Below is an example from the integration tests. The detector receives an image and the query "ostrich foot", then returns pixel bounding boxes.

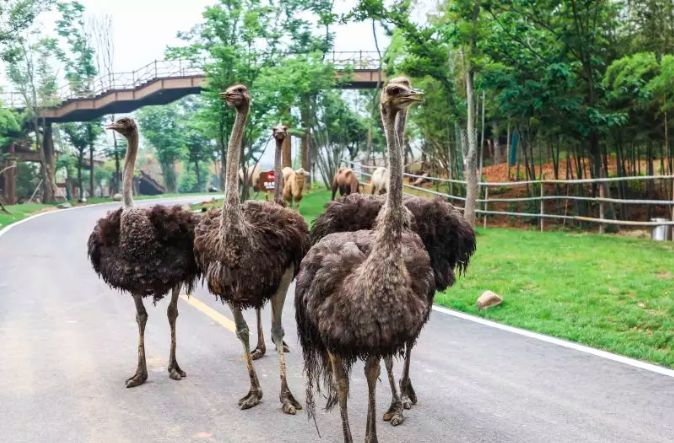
[280,391,303,415]
[383,400,405,426]
[280,340,290,353]
[168,362,186,380]
[125,370,148,388]
[251,344,266,360]
[238,389,263,410]
[400,379,417,409]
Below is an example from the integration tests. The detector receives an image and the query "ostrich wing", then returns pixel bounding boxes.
[310,194,476,291]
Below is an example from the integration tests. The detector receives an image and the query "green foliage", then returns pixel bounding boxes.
[55,0,96,93]
[0,107,22,148]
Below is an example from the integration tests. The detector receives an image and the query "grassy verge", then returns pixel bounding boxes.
[300,189,674,368]
[0,203,56,230]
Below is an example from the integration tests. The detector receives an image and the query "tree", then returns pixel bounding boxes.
[61,121,101,199]
[0,0,53,57]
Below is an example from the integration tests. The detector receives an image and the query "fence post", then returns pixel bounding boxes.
[599,182,605,234]
[540,181,544,232]
[154,60,158,78]
[483,185,489,229]
[671,177,674,240]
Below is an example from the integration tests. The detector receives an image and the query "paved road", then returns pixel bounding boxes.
[1,198,673,443]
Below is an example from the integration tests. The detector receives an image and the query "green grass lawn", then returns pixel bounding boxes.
[300,189,674,368]
[0,203,56,230]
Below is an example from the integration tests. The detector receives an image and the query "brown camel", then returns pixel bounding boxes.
[282,167,306,208]
[331,167,360,200]
[194,85,309,413]
[310,78,476,426]
[87,117,200,388]
[295,79,431,442]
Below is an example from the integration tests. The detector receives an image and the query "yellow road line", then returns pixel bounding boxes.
[180,294,236,333]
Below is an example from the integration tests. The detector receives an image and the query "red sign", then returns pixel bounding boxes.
[259,171,275,192]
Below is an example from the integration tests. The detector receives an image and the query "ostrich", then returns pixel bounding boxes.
[193,85,309,413]
[250,123,292,360]
[87,117,200,388]
[309,77,476,426]
[295,79,432,442]
[331,167,360,200]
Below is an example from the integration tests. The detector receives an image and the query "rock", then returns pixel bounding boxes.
[57,202,72,209]
[476,290,503,310]
[78,197,87,203]
[112,193,123,202]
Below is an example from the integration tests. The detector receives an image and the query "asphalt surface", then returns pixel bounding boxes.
[1,197,673,443]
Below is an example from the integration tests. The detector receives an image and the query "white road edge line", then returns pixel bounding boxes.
[4,201,671,378]
[432,305,674,378]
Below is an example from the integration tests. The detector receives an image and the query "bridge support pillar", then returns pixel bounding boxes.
[2,146,17,205]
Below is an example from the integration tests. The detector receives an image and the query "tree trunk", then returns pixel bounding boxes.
[89,141,95,198]
[282,135,292,168]
[77,151,84,200]
[194,158,202,191]
[41,121,57,202]
[492,121,503,164]
[463,56,479,227]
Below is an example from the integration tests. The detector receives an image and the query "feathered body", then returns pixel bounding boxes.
[194,201,309,309]
[296,224,434,364]
[311,193,475,291]
[88,205,200,302]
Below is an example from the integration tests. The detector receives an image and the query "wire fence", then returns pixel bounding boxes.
[349,161,674,230]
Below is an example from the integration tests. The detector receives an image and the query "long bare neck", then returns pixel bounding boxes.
[222,104,249,226]
[380,107,405,228]
[273,137,283,205]
[122,130,139,209]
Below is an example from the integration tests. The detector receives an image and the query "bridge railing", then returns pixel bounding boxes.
[1,51,381,110]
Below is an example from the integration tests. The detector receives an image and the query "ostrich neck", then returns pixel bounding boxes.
[222,104,249,227]
[381,108,405,228]
[122,130,139,209]
[273,138,283,205]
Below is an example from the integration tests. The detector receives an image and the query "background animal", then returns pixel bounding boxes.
[370,166,389,194]
[238,164,262,192]
[282,167,307,208]
[296,78,430,442]
[331,167,359,200]
[87,117,200,388]
[193,85,309,414]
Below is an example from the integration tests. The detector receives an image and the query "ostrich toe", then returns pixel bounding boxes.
[238,389,263,410]
[280,390,302,415]
[251,345,266,360]
[125,371,148,388]
[400,378,417,409]
[383,400,404,426]
[168,363,186,380]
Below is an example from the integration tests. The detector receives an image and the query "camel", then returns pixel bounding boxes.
[282,167,307,208]
[370,167,389,195]
[310,78,476,426]
[295,78,431,442]
[87,117,200,388]
[331,167,359,200]
[193,85,309,413]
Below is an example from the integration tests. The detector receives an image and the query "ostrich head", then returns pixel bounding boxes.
[380,76,423,117]
[272,123,289,142]
[220,84,250,110]
[106,117,137,138]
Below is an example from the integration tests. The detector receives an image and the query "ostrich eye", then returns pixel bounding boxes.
[389,87,400,95]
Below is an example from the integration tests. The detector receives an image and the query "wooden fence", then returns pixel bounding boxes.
[350,162,674,231]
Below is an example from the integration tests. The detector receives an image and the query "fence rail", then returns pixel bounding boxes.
[1,51,382,109]
[350,162,674,228]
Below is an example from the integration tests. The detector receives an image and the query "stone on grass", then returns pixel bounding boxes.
[476,290,503,310]
[112,193,123,202]
[57,202,72,209]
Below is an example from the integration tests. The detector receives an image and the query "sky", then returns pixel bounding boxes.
[79,0,389,73]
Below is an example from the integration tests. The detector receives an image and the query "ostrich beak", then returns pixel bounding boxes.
[105,123,118,130]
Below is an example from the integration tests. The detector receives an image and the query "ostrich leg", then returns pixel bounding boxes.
[329,352,353,443]
[231,306,263,409]
[167,285,186,380]
[399,342,418,409]
[126,293,148,388]
[271,267,302,414]
[251,308,266,360]
[364,356,381,443]
[382,356,404,425]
